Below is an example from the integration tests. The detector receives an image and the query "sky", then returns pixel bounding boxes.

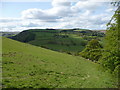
[0,0,118,32]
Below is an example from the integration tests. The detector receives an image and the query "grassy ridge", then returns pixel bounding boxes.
[2,37,117,88]
[11,29,104,55]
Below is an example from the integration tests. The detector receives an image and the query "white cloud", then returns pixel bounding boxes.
[21,0,73,21]
[1,0,116,31]
[71,0,102,12]
[1,0,118,2]
[52,0,71,7]
[21,8,59,21]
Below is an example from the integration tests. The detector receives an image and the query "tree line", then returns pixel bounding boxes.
[79,1,120,80]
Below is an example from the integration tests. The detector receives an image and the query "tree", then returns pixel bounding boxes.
[79,39,102,61]
[99,2,120,75]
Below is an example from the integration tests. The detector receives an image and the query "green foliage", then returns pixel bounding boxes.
[78,30,105,37]
[85,39,102,49]
[79,39,102,61]
[2,37,117,88]
[99,5,120,75]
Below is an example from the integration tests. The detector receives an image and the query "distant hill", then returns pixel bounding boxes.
[98,30,106,33]
[10,29,105,55]
[92,30,106,33]
[2,37,117,88]
[0,32,20,37]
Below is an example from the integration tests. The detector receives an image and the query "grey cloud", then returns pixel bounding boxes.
[0,18,21,23]
[21,8,60,21]
[21,0,73,22]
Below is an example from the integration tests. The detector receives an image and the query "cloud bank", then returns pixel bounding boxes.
[1,0,117,32]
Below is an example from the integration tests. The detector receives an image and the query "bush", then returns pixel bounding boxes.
[79,39,102,62]
[99,9,120,74]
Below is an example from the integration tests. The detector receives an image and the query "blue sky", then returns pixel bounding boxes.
[0,0,117,32]
[1,2,52,18]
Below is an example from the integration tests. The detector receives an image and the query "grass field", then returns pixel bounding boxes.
[2,37,117,88]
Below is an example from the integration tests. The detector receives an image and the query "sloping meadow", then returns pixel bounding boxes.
[2,37,117,88]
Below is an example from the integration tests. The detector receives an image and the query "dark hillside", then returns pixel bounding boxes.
[11,30,35,42]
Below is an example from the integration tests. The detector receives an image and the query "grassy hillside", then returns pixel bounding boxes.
[11,29,104,55]
[2,37,117,88]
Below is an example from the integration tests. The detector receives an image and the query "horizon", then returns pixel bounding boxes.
[0,28,107,32]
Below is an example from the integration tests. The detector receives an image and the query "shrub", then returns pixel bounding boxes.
[79,39,102,62]
[99,8,120,74]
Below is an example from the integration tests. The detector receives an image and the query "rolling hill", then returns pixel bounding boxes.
[10,29,104,55]
[2,37,117,88]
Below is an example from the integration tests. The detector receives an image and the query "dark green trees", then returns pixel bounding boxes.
[11,30,35,42]
[79,39,102,62]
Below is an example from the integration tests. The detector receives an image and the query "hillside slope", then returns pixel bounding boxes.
[10,29,104,55]
[2,37,117,88]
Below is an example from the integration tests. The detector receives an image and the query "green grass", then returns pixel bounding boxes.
[2,37,117,88]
